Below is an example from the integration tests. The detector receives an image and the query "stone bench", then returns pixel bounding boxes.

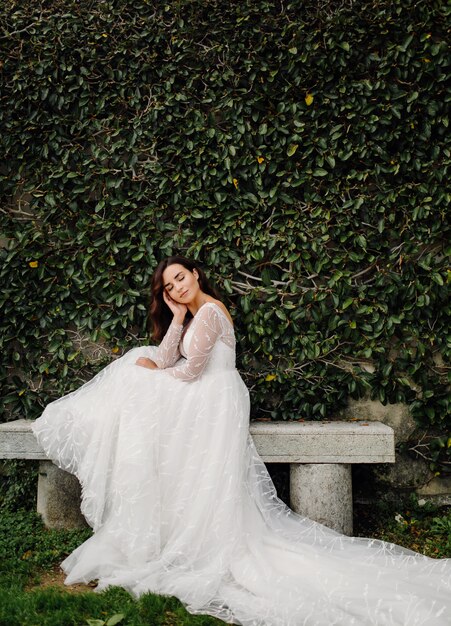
[0,419,395,535]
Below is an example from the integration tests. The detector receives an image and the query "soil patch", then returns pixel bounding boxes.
[26,564,96,594]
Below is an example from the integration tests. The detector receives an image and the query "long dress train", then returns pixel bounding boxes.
[32,302,451,625]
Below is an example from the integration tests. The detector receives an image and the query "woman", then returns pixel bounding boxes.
[33,256,451,625]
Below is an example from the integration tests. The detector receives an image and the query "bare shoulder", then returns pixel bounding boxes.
[204,298,234,327]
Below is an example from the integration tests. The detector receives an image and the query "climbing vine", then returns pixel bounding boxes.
[0,0,449,469]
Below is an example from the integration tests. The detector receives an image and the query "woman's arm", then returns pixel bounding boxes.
[163,304,223,381]
[136,291,187,370]
[151,319,184,368]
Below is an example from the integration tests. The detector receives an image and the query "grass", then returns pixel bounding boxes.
[0,585,221,626]
[0,497,450,626]
[0,509,222,626]
[353,494,451,558]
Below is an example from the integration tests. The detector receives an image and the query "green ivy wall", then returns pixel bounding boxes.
[1,0,449,471]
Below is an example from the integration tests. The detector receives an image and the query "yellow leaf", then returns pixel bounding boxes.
[305,93,314,106]
[232,178,239,189]
[29,260,39,268]
[257,156,265,164]
[265,374,276,382]
[112,347,119,354]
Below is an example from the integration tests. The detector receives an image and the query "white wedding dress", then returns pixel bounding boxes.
[32,302,451,625]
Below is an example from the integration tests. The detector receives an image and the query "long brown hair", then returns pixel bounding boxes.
[149,256,221,341]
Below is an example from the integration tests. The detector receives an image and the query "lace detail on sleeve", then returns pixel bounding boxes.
[164,304,227,381]
[152,320,183,369]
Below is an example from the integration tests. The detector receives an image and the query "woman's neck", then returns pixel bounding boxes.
[187,292,213,317]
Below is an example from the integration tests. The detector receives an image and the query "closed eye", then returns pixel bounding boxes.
[164,271,185,292]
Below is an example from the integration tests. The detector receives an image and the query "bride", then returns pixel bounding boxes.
[32,256,451,625]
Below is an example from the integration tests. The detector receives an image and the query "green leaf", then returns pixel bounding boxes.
[431,273,444,286]
[106,615,126,626]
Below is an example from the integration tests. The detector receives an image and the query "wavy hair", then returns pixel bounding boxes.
[149,256,220,341]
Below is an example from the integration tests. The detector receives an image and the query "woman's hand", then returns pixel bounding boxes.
[163,290,187,324]
[136,357,159,370]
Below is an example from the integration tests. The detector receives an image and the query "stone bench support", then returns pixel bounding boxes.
[0,419,395,535]
[249,420,394,534]
[0,419,87,529]
[290,463,352,534]
[37,460,86,529]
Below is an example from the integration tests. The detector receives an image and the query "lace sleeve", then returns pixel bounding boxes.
[152,320,183,369]
[164,304,223,381]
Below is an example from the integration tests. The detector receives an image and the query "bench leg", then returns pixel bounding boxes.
[289,463,353,535]
[37,460,88,529]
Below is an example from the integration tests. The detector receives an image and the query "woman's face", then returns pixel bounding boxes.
[162,263,200,304]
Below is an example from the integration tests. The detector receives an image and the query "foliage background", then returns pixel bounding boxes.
[0,0,449,469]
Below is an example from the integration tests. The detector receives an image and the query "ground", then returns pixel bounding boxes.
[26,564,95,594]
